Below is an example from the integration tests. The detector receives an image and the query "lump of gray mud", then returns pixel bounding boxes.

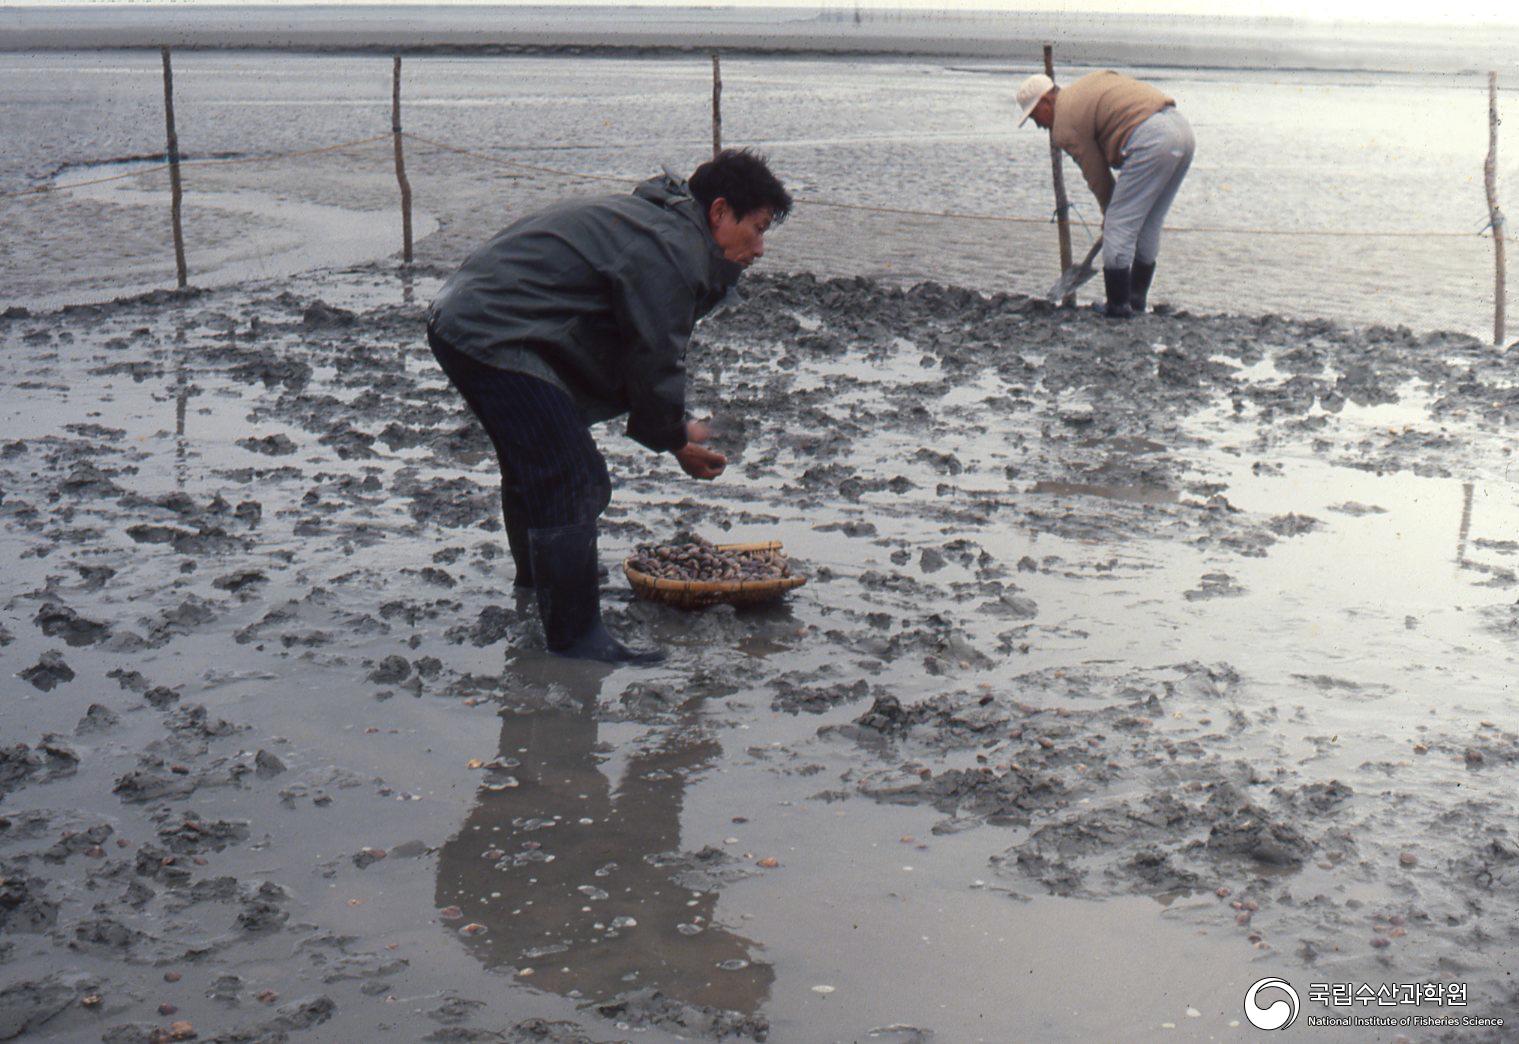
[1204,786,1312,867]
[505,1017,600,1042]
[74,703,120,735]
[645,846,758,891]
[446,605,522,647]
[367,655,412,684]
[0,973,99,1040]
[237,882,291,932]
[140,994,337,1041]
[595,988,768,1042]
[57,461,124,498]
[1184,573,1245,601]
[428,995,485,1025]
[107,668,149,693]
[303,300,356,327]
[158,817,250,855]
[167,703,242,738]
[255,749,287,778]
[213,569,267,594]
[143,686,179,710]
[1267,513,1320,537]
[1,746,46,795]
[237,433,298,456]
[876,765,1070,826]
[619,682,681,714]
[1278,780,1354,814]
[112,770,199,805]
[20,650,74,692]
[1121,847,1201,893]
[849,695,916,738]
[982,591,1038,619]
[771,677,870,715]
[0,865,60,932]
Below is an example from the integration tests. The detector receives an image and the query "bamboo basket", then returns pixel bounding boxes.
[623,541,807,609]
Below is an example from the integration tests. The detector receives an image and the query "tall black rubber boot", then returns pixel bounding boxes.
[1130,259,1156,314]
[1102,267,1134,319]
[528,523,663,665]
[502,489,533,589]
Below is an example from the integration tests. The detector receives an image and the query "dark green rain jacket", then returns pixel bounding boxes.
[426,174,744,453]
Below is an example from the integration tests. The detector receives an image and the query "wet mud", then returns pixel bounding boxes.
[3,265,1519,1040]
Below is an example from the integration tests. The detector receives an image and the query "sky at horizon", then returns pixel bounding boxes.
[4,0,1518,28]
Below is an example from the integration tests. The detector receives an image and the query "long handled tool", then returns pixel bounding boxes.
[1047,236,1102,301]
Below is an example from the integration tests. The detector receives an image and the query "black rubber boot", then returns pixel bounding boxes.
[502,492,533,589]
[1130,259,1156,314]
[528,523,663,665]
[1102,267,1134,319]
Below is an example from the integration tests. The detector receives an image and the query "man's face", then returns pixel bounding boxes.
[1031,93,1055,130]
[709,200,774,267]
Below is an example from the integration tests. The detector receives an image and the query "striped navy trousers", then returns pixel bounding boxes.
[427,326,612,531]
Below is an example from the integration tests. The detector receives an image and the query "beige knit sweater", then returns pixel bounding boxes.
[1051,71,1174,212]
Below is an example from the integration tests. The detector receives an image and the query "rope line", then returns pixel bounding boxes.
[6,126,1516,245]
[401,132,628,185]
[402,131,1517,243]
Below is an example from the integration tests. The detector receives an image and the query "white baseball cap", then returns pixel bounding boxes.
[1016,73,1055,127]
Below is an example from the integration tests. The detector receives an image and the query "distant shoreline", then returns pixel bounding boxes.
[4,5,1518,76]
[0,39,1507,81]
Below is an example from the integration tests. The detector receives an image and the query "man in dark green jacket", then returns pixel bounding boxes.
[426,149,791,663]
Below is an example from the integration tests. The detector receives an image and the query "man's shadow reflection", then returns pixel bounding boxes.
[435,694,772,1016]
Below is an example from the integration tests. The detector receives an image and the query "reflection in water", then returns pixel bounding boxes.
[1456,481,1516,581]
[173,319,190,489]
[435,699,772,1015]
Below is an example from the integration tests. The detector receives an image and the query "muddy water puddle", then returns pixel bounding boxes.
[4,270,1518,1041]
[24,162,440,312]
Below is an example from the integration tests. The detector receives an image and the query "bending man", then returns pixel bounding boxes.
[426,149,792,663]
[1017,70,1195,318]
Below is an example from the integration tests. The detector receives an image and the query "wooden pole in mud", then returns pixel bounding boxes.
[711,53,723,159]
[1043,45,1075,307]
[160,46,188,290]
[392,55,414,264]
[1485,72,1506,347]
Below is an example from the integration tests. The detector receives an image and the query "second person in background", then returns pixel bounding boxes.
[1018,69,1195,319]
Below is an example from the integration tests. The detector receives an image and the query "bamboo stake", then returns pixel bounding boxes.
[1043,44,1074,307]
[1485,72,1506,347]
[161,46,187,290]
[711,53,723,159]
[393,55,414,264]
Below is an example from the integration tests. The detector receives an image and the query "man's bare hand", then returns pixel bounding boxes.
[684,417,714,445]
[674,442,726,480]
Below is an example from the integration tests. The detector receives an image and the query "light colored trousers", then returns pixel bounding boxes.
[1103,106,1195,270]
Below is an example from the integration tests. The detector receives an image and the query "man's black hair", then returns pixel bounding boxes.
[688,148,793,225]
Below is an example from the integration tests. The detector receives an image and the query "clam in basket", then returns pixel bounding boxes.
[623,540,807,609]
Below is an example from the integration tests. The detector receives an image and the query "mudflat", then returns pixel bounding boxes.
[2,264,1517,1041]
